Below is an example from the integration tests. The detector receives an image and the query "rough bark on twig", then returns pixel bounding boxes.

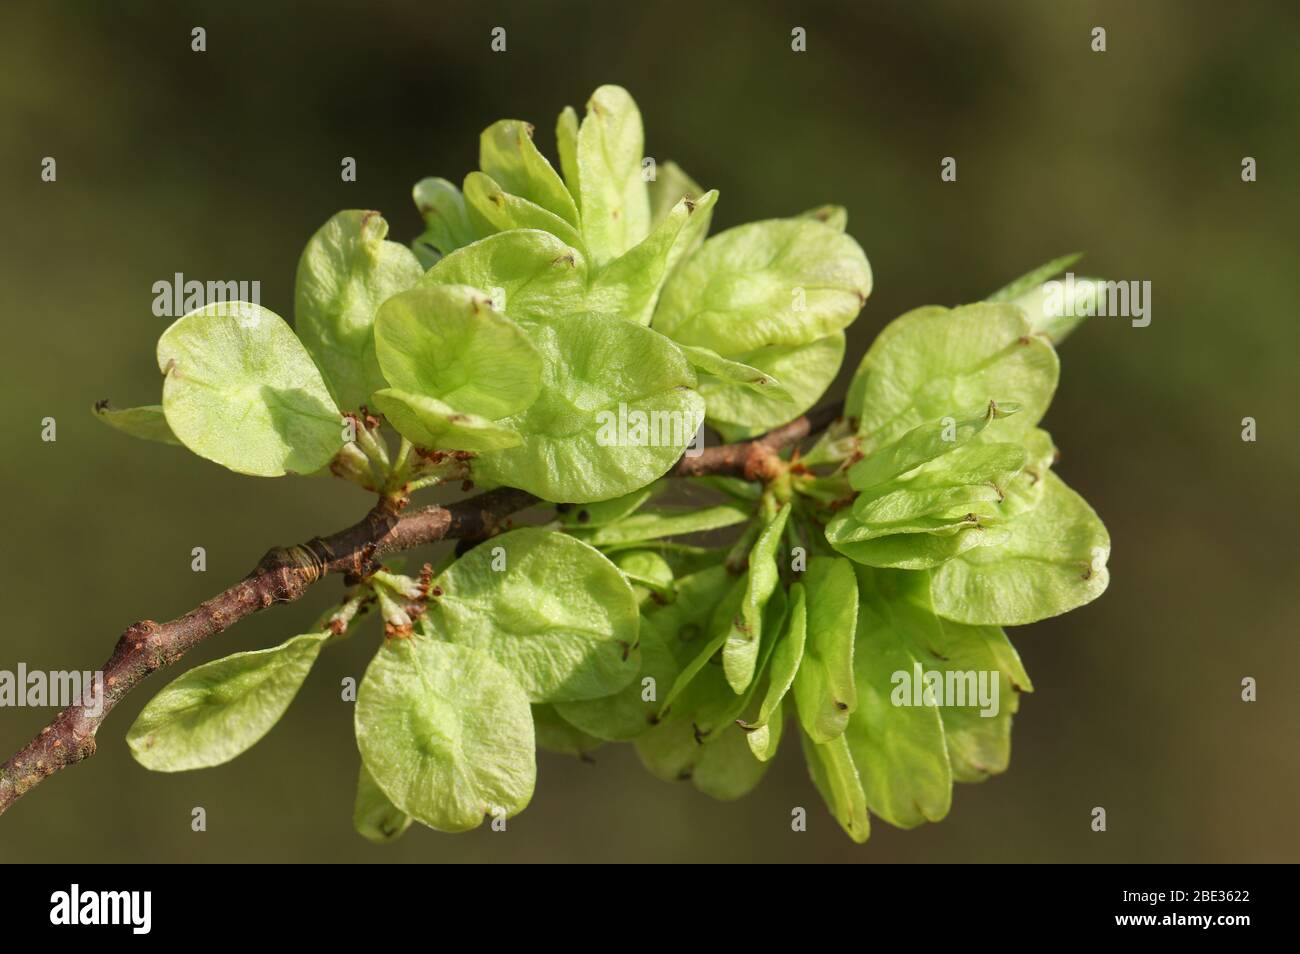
[0,403,842,815]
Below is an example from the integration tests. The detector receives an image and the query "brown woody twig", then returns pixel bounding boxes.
[0,401,843,816]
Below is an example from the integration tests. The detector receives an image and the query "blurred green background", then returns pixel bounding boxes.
[2,0,1297,862]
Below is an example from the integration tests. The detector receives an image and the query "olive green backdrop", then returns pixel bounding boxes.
[2,0,1297,863]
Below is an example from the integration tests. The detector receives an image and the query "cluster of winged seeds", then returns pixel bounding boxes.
[97,85,1108,844]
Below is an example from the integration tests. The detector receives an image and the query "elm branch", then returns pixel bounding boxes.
[0,402,843,815]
